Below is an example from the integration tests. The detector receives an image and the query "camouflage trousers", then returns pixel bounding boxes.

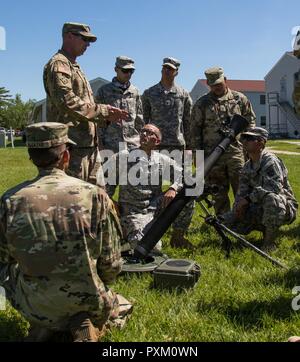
[119,200,162,251]
[0,263,117,332]
[222,193,297,234]
[159,145,195,233]
[206,150,244,215]
[67,147,105,187]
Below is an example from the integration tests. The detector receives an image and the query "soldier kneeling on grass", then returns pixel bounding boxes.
[0,122,132,342]
[222,127,298,251]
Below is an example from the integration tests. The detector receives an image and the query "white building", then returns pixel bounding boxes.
[190,79,266,127]
[32,77,109,122]
[265,52,300,138]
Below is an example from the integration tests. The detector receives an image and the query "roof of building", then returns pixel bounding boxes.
[264,51,298,79]
[199,79,265,92]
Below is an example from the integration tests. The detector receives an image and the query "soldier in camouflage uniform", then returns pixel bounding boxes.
[222,127,298,251]
[142,57,195,249]
[103,124,185,250]
[0,122,128,342]
[190,67,256,215]
[43,22,128,186]
[95,56,144,153]
[293,30,300,117]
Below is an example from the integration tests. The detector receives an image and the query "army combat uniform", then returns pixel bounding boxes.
[43,23,110,186]
[142,57,194,234]
[0,123,123,335]
[224,150,298,236]
[190,67,256,215]
[95,56,144,153]
[104,149,182,249]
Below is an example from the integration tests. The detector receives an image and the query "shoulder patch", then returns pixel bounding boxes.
[53,61,72,77]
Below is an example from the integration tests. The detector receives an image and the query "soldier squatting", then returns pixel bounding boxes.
[0,22,299,342]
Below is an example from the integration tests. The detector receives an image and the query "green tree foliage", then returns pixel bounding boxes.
[0,87,12,109]
[0,87,13,127]
[0,92,36,129]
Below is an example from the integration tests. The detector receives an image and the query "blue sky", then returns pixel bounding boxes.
[0,0,299,101]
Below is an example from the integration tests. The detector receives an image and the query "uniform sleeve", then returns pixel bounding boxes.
[44,60,109,126]
[0,199,9,265]
[236,168,251,200]
[0,198,11,284]
[169,159,183,192]
[103,153,119,199]
[189,100,205,150]
[135,94,144,132]
[94,86,107,145]
[142,91,151,124]
[97,193,123,284]
[240,94,256,128]
[160,155,183,192]
[183,93,193,148]
[248,159,284,203]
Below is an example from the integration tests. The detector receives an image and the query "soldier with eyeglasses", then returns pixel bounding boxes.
[43,22,128,186]
[95,56,144,153]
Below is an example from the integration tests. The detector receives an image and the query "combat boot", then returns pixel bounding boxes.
[69,312,105,342]
[261,227,278,252]
[107,294,133,330]
[170,230,195,250]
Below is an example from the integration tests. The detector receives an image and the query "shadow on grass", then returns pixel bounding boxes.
[191,227,262,253]
[259,267,300,289]
[6,139,26,147]
[197,295,296,328]
[279,224,300,240]
[225,296,295,327]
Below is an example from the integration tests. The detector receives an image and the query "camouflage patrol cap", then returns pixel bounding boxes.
[26,122,76,148]
[241,127,269,141]
[205,67,225,86]
[115,56,135,70]
[62,22,97,42]
[162,57,181,70]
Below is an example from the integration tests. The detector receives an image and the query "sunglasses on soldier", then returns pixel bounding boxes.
[71,33,90,42]
[241,134,260,142]
[120,68,135,74]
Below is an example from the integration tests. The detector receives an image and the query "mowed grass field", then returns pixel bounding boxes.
[0,141,300,342]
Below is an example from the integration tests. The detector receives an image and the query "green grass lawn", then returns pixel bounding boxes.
[267,140,300,153]
[0,142,300,342]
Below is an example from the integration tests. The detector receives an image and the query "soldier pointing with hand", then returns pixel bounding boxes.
[43,22,128,185]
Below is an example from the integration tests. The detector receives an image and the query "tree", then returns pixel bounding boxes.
[0,87,13,127]
[0,94,36,129]
[0,87,12,109]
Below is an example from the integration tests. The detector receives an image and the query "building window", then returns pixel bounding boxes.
[260,95,266,105]
[260,116,266,126]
